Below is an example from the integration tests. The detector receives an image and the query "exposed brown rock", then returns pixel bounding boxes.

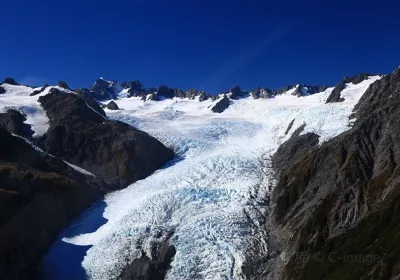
[0,127,105,279]
[36,88,174,189]
[255,68,400,280]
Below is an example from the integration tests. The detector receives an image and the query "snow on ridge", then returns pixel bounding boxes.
[12,133,96,177]
[282,85,298,96]
[64,161,96,177]
[0,84,50,137]
[340,75,381,105]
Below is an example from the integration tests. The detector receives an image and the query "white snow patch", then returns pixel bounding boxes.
[0,84,49,137]
[340,75,381,105]
[64,161,96,177]
[282,85,298,96]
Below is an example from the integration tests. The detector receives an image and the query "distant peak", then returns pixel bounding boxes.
[1,77,19,86]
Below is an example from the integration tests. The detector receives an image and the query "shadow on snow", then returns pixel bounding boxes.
[41,200,108,280]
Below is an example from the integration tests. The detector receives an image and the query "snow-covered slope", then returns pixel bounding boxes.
[0,84,49,137]
[40,76,381,279]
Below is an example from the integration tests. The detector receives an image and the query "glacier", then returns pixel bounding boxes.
[40,76,381,279]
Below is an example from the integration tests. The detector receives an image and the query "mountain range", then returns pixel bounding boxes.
[0,68,399,280]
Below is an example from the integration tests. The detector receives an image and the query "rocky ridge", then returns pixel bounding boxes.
[34,88,174,189]
[250,67,400,280]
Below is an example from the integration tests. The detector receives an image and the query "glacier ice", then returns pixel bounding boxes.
[40,76,381,279]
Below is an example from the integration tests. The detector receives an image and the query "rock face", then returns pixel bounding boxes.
[0,86,6,94]
[0,127,105,279]
[0,109,34,138]
[257,67,400,280]
[1,77,19,85]
[292,85,328,97]
[57,81,71,90]
[326,73,371,103]
[121,80,146,97]
[211,95,231,113]
[119,235,176,280]
[184,89,210,101]
[106,100,119,110]
[36,88,174,188]
[251,87,261,99]
[87,78,120,100]
[156,85,175,99]
[142,92,160,101]
[76,89,107,117]
[229,85,246,99]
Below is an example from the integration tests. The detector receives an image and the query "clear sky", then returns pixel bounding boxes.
[2,0,400,93]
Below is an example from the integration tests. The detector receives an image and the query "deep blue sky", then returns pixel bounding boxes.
[2,0,400,93]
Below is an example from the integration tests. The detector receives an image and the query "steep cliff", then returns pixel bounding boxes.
[263,67,400,279]
[0,127,105,279]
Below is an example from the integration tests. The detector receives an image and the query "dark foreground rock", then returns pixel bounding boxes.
[0,127,105,280]
[255,67,400,280]
[36,88,174,189]
[211,95,231,113]
[0,86,6,94]
[0,109,34,138]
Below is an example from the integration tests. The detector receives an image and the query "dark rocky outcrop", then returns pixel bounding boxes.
[121,80,146,97]
[184,89,210,101]
[292,85,328,97]
[76,89,106,117]
[327,73,372,103]
[0,127,105,279]
[256,68,400,280]
[211,95,231,113]
[212,94,221,101]
[88,78,118,100]
[156,85,175,99]
[255,88,275,99]
[284,119,296,136]
[57,81,71,90]
[119,235,176,280]
[274,85,293,95]
[1,77,19,86]
[0,109,34,138]
[326,80,347,103]
[229,85,246,99]
[142,92,160,101]
[36,88,174,188]
[173,88,186,99]
[30,84,49,96]
[251,87,261,99]
[197,91,209,101]
[0,86,6,94]
[106,100,119,110]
